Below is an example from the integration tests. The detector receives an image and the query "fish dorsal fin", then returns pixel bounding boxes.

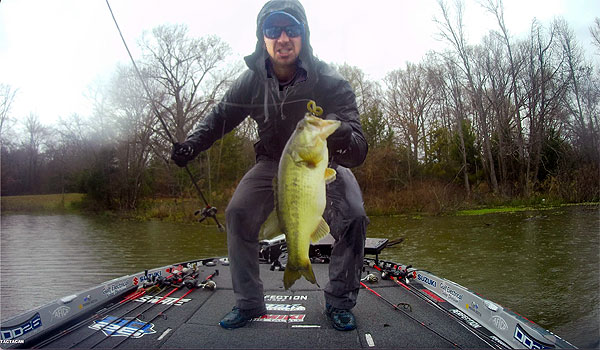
[259,209,282,240]
[324,167,336,184]
[311,217,330,243]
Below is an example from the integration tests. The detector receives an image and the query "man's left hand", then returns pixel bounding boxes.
[325,113,352,152]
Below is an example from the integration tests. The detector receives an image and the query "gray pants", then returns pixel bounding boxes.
[225,159,368,312]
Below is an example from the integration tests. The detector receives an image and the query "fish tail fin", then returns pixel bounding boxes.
[283,261,319,290]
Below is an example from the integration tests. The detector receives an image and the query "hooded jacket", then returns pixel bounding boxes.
[185,0,368,168]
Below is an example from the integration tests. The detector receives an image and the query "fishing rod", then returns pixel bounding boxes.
[32,281,160,349]
[360,273,462,348]
[367,259,505,349]
[87,283,184,349]
[86,266,196,349]
[104,0,223,231]
[58,284,167,349]
[109,270,218,349]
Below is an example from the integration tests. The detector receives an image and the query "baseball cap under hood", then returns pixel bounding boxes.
[244,0,315,73]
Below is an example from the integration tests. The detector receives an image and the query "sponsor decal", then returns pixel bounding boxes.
[102,280,129,297]
[440,282,464,302]
[264,295,308,301]
[417,273,437,287]
[1,313,43,341]
[78,295,98,310]
[514,324,554,349]
[89,316,156,338]
[450,309,481,329]
[253,314,306,323]
[490,315,509,331]
[466,302,482,317]
[132,277,139,286]
[50,305,71,320]
[134,295,191,306]
[140,271,162,283]
[266,304,306,312]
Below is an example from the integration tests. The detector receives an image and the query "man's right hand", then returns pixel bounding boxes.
[171,142,195,167]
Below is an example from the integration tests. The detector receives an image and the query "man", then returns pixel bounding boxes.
[171,0,368,331]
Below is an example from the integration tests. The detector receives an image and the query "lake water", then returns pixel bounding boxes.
[1,205,598,348]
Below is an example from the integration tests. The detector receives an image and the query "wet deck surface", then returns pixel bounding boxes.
[41,262,493,349]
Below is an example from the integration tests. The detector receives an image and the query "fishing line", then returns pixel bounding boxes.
[87,284,182,349]
[60,285,167,349]
[34,283,160,349]
[361,268,462,348]
[109,270,217,349]
[104,0,223,231]
[367,259,503,349]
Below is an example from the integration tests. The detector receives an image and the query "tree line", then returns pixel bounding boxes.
[2,1,599,213]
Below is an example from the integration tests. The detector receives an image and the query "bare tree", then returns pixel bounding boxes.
[385,63,434,167]
[22,113,51,193]
[0,84,18,147]
[436,0,499,193]
[139,24,239,144]
[557,18,600,164]
[480,0,528,192]
[590,17,600,51]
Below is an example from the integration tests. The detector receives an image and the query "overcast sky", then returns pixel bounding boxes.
[1,0,598,126]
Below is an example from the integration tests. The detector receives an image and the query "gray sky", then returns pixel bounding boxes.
[1,0,598,125]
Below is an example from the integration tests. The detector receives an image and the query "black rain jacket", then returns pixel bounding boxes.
[185,0,368,168]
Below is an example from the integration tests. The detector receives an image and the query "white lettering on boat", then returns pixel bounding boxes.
[266,303,306,311]
[264,295,308,301]
[253,314,306,323]
[490,315,508,331]
[450,309,481,328]
[134,295,191,306]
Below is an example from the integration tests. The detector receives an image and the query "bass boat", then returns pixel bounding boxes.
[0,235,576,349]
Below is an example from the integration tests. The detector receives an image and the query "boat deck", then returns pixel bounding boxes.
[36,262,496,349]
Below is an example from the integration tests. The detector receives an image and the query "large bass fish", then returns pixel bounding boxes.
[260,107,340,289]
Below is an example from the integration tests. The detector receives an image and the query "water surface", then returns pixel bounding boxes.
[1,206,598,348]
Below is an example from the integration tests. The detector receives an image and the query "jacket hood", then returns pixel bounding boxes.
[244,0,315,75]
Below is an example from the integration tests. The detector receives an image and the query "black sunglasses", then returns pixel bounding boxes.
[263,24,304,39]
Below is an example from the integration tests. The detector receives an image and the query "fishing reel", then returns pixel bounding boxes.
[195,206,218,223]
[361,273,379,283]
[380,264,414,283]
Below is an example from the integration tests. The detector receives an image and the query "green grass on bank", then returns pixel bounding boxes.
[455,202,599,216]
[1,193,597,219]
[1,193,85,212]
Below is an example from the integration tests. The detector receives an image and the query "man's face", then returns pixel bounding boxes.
[263,19,302,69]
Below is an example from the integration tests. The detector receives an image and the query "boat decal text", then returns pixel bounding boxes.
[490,315,508,331]
[440,282,464,302]
[450,309,481,328]
[50,305,71,320]
[265,303,306,311]
[514,324,554,349]
[134,295,191,306]
[1,313,42,341]
[264,295,308,301]
[253,314,306,323]
[465,302,482,317]
[417,273,437,287]
[89,316,156,338]
[102,280,129,297]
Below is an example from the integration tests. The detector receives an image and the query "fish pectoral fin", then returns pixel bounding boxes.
[324,167,336,184]
[311,217,330,243]
[259,209,282,240]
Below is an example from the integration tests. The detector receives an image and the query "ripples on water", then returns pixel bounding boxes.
[0,214,227,320]
[1,206,598,348]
